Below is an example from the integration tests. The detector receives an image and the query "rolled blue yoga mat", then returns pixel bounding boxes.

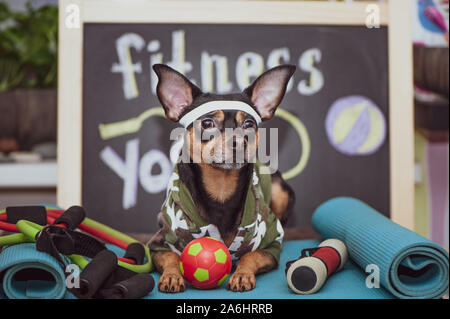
[0,243,74,299]
[313,197,449,299]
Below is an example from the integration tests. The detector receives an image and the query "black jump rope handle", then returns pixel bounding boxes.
[99,273,155,299]
[72,249,118,299]
[5,206,47,225]
[53,206,86,229]
[71,248,154,299]
[124,242,145,265]
[4,205,85,228]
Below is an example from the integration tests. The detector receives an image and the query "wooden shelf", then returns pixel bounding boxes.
[0,160,57,188]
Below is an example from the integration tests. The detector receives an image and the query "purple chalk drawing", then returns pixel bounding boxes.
[325,95,387,156]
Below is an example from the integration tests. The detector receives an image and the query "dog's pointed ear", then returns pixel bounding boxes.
[153,64,202,122]
[243,65,295,120]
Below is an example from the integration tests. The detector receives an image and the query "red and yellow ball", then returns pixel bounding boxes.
[180,237,232,289]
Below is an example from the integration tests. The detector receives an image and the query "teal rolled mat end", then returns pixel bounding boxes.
[312,197,449,299]
[0,243,73,299]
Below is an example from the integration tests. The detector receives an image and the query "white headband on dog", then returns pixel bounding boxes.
[178,100,262,128]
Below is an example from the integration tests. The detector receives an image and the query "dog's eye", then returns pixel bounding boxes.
[201,119,215,129]
[243,119,255,129]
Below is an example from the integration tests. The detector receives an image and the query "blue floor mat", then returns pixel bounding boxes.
[3,198,447,299]
[0,240,393,299]
[145,240,393,299]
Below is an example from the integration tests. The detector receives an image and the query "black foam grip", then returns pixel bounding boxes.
[124,243,145,265]
[54,206,86,230]
[71,250,117,299]
[99,273,155,299]
[93,263,138,296]
[6,206,47,225]
[36,226,106,259]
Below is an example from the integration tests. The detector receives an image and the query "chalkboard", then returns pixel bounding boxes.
[81,23,389,233]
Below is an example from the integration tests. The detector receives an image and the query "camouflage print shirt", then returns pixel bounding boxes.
[147,163,285,265]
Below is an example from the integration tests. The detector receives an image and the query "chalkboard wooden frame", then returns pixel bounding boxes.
[58,0,414,230]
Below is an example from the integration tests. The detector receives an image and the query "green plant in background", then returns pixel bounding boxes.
[0,1,58,92]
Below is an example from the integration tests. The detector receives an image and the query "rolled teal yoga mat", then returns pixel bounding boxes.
[0,243,74,299]
[313,197,449,299]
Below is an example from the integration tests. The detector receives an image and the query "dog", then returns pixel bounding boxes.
[148,64,296,293]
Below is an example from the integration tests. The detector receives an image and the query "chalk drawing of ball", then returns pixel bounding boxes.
[325,95,387,156]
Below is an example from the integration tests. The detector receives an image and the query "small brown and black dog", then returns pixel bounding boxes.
[148,64,296,293]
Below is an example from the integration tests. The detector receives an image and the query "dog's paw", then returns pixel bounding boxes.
[158,272,186,293]
[228,272,256,292]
